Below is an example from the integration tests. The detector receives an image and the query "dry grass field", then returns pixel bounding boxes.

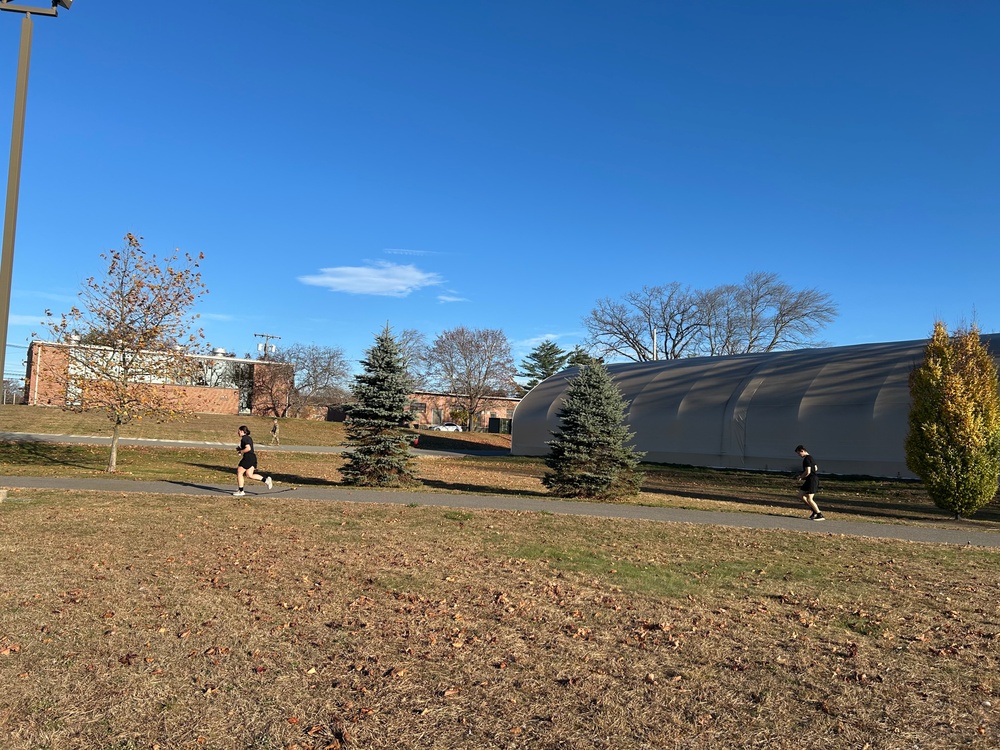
[0,406,998,748]
[1,491,998,750]
[0,407,349,448]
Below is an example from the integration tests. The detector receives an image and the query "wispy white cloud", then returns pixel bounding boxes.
[383,248,439,257]
[199,312,236,322]
[8,314,46,326]
[437,293,469,303]
[299,261,443,297]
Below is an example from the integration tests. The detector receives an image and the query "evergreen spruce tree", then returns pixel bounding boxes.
[905,322,1000,518]
[567,345,601,369]
[519,340,570,393]
[341,326,417,487]
[543,362,645,500]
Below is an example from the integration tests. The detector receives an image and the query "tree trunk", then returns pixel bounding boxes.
[106,420,121,473]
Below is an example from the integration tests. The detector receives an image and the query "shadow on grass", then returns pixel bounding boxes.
[418,477,549,499]
[167,481,302,498]
[640,479,1000,525]
[183,462,342,489]
[0,440,101,471]
[409,432,512,454]
[167,480,239,495]
[824,494,1000,523]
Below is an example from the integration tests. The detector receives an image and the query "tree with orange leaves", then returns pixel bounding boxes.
[42,233,207,472]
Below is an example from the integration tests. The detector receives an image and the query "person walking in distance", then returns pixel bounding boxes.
[233,425,273,496]
[269,418,280,446]
[795,445,824,520]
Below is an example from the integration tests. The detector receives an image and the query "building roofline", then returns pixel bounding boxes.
[408,390,521,402]
[28,339,283,366]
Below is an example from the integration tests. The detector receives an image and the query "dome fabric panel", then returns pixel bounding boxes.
[511,335,1000,478]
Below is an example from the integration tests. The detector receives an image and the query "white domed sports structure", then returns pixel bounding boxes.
[511,335,1000,479]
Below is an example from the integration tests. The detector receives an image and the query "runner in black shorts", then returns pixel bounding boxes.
[233,426,273,496]
[795,445,824,520]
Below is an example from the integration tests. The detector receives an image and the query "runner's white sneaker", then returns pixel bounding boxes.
[264,476,273,490]
[232,490,245,497]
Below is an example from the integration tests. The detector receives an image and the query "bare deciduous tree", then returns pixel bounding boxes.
[585,284,701,362]
[425,326,517,430]
[634,283,703,360]
[584,273,837,361]
[585,297,648,362]
[396,328,430,391]
[41,233,207,472]
[250,357,295,417]
[696,284,739,357]
[286,343,351,405]
[710,271,838,355]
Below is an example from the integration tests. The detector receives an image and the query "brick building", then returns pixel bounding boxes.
[24,341,293,417]
[406,391,520,431]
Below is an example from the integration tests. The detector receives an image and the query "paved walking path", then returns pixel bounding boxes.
[3,476,999,549]
[1,432,998,548]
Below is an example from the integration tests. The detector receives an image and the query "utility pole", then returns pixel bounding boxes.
[0,0,73,392]
[254,332,280,360]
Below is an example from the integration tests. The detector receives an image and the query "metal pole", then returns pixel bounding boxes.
[253,332,281,361]
[0,12,33,391]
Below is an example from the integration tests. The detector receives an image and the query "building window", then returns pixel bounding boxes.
[410,402,426,413]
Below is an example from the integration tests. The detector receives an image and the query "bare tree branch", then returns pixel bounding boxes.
[425,326,517,429]
[583,273,838,361]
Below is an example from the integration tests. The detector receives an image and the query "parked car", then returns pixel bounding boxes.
[430,422,463,432]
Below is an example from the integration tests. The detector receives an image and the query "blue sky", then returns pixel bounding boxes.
[1,1,998,379]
